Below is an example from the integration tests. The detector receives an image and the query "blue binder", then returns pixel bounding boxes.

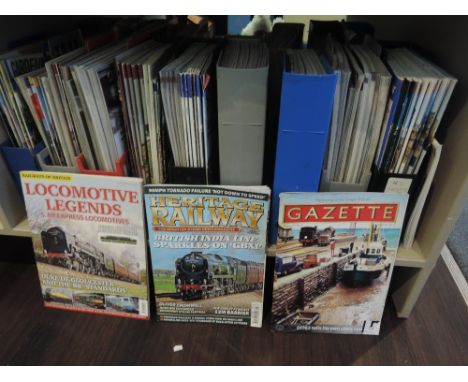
[270,70,337,243]
[0,140,44,196]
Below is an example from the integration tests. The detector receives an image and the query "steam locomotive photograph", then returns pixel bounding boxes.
[174,251,264,300]
[40,226,141,284]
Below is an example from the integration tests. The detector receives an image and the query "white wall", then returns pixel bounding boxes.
[283,15,346,44]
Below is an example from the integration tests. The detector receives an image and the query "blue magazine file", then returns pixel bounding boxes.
[0,140,44,196]
[270,71,337,243]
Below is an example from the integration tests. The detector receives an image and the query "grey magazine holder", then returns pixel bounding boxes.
[36,147,79,173]
[217,57,268,185]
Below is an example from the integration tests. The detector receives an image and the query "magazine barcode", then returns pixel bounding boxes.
[139,299,148,316]
[250,302,263,328]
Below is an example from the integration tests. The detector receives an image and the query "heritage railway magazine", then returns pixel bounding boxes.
[144,185,270,327]
[20,171,149,319]
[272,192,408,335]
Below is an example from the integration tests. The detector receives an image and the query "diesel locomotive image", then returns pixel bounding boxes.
[40,226,140,284]
[73,292,106,309]
[43,288,73,305]
[105,296,139,314]
[175,252,264,300]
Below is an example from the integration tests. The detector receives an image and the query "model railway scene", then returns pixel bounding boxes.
[275,226,357,279]
[40,226,141,284]
[273,224,397,333]
[175,252,264,300]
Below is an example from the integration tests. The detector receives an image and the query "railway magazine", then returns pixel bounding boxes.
[272,192,408,335]
[144,185,270,327]
[20,171,149,319]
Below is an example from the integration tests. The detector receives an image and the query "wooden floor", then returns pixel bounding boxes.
[0,236,467,365]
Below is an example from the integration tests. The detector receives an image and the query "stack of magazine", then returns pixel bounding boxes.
[115,41,172,183]
[218,39,268,68]
[16,67,67,166]
[0,32,83,156]
[287,49,326,74]
[43,47,89,167]
[375,48,457,176]
[0,43,47,150]
[0,23,177,176]
[159,43,216,177]
[322,39,350,183]
[322,40,392,187]
[68,42,128,172]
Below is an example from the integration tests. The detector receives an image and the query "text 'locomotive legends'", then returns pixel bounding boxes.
[23,181,140,216]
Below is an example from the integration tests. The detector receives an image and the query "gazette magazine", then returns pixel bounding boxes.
[272,192,408,335]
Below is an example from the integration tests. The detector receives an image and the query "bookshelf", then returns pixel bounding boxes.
[351,15,468,317]
[0,15,467,319]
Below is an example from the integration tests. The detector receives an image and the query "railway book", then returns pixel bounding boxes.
[20,171,149,319]
[144,185,270,327]
[272,192,408,335]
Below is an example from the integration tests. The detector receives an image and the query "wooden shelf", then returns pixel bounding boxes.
[0,218,32,238]
[0,15,465,322]
[12,218,32,237]
[395,241,427,268]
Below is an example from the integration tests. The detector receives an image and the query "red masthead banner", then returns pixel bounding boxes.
[283,203,398,223]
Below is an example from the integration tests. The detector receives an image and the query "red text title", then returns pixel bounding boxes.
[24,183,139,216]
[283,203,398,223]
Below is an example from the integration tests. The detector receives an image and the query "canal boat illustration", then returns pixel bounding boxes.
[342,225,390,287]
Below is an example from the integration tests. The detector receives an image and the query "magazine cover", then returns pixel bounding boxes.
[144,185,270,327]
[272,192,408,335]
[20,171,149,319]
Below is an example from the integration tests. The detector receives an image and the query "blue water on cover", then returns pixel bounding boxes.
[335,228,402,249]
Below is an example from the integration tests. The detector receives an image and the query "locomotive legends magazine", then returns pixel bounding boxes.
[20,171,149,319]
[144,185,270,327]
[272,192,408,335]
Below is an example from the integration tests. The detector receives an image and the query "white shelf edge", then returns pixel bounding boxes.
[0,217,32,238]
[395,241,427,268]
